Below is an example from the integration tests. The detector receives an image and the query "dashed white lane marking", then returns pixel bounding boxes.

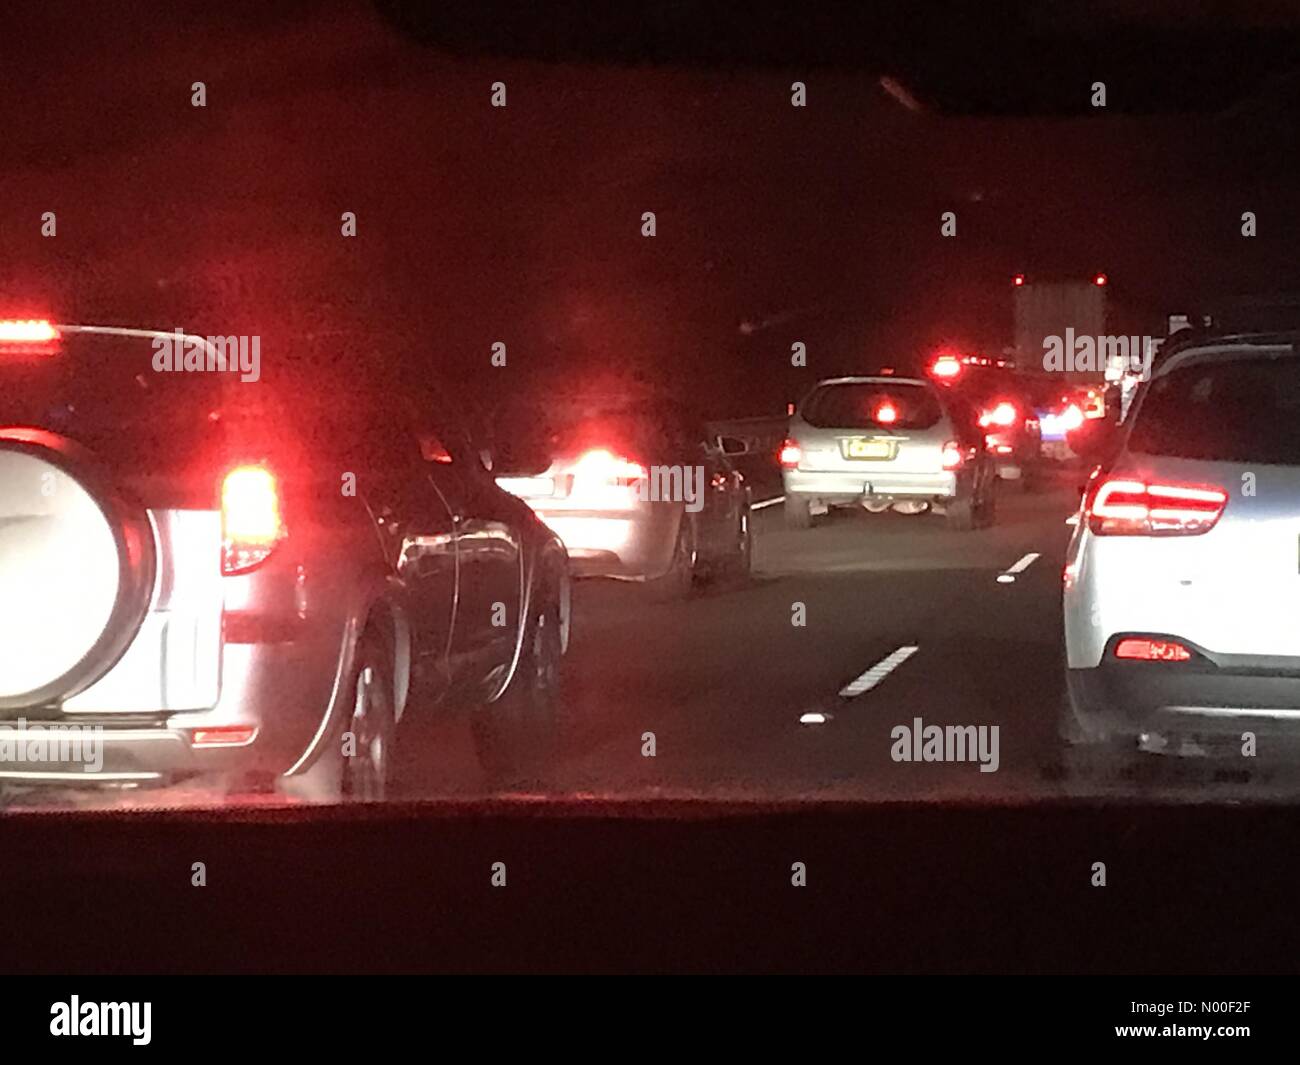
[837,645,919,698]
[799,711,830,725]
[1065,514,1079,526]
[996,551,1040,583]
[751,495,785,510]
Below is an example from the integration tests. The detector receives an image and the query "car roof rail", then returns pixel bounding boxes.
[1154,328,1300,370]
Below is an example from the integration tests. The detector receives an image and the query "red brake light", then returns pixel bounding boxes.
[979,401,1018,428]
[1013,274,1025,286]
[941,441,964,470]
[191,725,259,747]
[1094,273,1108,286]
[874,402,898,425]
[779,439,802,469]
[222,465,285,574]
[0,319,59,343]
[1115,638,1191,662]
[1085,478,1227,536]
[573,448,646,486]
[930,357,961,379]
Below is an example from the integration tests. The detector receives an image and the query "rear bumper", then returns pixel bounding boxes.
[783,468,959,504]
[0,721,248,783]
[532,506,679,580]
[1068,650,1300,747]
[0,630,351,786]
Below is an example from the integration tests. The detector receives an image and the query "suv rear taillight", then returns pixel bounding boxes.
[1115,637,1193,662]
[222,465,285,574]
[779,439,802,469]
[941,441,963,470]
[1085,477,1227,536]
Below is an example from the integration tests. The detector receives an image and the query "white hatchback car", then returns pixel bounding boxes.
[780,376,996,531]
[1063,334,1300,758]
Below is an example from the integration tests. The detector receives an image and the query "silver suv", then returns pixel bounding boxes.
[780,375,996,530]
[0,323,570,800]
[1063,334,1300,761]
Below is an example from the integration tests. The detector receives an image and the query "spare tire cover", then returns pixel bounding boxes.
[0,447,129,702]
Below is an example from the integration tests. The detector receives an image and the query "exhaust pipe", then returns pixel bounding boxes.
[891,500,929,515]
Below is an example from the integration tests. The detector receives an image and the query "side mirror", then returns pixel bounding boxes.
[716,434,750,456]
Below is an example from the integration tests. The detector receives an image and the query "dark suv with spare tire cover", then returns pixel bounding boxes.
[0,324,570,800]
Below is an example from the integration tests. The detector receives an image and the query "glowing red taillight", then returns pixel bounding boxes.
[930,357,961,379]
[941,441,964,470]
[572,448,647,487]
[778,439,802,469]
[978,401,1018,428]
[1115,638,1192,662]
[1086,478,1227,536]
[0,318,59,343]
[191,725,259,747]
[222,465,285,574]
[875,403,898,425]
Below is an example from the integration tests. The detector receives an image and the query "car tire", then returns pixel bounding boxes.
[645,519,697,601]
[723,502,754,583]
[975,473,997,528]
[472,590,565,781]
[340,631,397,802]
[282,628,396,804]
[784,494,812,530]
[945,492,976,531]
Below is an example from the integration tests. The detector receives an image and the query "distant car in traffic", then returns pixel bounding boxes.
[928,359,1046,491]
[1019,376,1108,465]
[780,375,997,530]
[492,395,752,599]
[1062,333,1300,765]
[0,322,571,798]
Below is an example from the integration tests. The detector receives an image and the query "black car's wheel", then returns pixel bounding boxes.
[733,503,753,578]
[340,630,396,802]
[784,494,812,529]
[472,591,565,780]
[645,518,697,601]
[975,471,997,528]
[945,489,976,531]
[716,501,753,584]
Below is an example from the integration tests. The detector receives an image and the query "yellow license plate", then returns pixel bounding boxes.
[845,438,894,460]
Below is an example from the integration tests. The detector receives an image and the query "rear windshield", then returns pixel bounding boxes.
[801,382,942,430]
[0,332,234,473]
[499,396,701,463]
[1127,353,1300,465]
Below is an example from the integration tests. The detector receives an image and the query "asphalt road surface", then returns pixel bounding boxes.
[9,471,1300,812]
[401,471,1300,805]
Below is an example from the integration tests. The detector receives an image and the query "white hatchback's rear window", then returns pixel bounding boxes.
[801,382,942,431]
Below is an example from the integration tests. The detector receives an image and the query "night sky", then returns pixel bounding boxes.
[2,0,1298,417]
